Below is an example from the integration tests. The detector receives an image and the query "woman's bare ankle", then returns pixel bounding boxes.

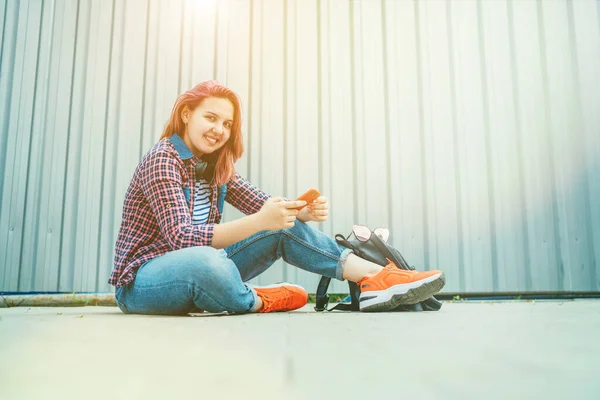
[252,296,264,312]
[342,253,384,282]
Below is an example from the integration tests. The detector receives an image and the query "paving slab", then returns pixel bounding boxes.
[1,300,599,399]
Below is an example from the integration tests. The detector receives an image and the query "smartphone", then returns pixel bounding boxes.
[295,188,320,210]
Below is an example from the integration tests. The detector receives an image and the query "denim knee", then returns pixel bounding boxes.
[288,220,310,234]
[176,247,254,312]
[173,246,230,283]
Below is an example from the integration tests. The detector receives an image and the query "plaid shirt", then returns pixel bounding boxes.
[109,133,271,287]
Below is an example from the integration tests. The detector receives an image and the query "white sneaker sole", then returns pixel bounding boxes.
[359,272,445,312]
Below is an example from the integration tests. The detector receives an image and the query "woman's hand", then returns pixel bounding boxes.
[298,196,329,223]
[257,197,306,230]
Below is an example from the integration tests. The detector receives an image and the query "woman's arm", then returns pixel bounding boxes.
[225,173,271,215]
[210,213,262,249]
[211,197,307,249]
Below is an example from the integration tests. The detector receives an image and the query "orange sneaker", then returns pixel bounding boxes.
[255,283,308,313]
[359,262,445,312]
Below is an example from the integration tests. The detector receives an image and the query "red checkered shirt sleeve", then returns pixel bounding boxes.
[226,173,271,215]
[139,150,214,248]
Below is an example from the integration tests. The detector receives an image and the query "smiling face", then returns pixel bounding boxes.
[181,96,235,159]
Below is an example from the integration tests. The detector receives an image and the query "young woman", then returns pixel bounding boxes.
[110,81,445,315]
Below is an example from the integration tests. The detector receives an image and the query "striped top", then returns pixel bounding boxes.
[192,179,211,225]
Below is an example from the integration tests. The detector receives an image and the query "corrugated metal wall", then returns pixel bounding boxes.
[1,0,599,294]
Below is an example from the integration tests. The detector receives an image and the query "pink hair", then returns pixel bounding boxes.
[160,80,243,186]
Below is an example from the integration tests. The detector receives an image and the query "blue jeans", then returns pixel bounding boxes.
[115,221,351,315]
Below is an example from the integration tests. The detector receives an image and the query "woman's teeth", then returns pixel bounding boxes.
[205,136,218,144]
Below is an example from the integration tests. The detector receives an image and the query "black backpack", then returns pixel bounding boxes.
[315,228,443,312]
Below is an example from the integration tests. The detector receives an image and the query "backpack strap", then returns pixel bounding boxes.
[326,302,355,312]
[348,281,360,311]
[314,275,331,311]
[315,274,361,312]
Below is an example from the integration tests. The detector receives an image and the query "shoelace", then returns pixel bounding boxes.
[385,258,398,268]
[262,289,293,312]
[359,262,405,287]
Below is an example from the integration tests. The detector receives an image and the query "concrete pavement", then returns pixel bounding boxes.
[1,300,599,399]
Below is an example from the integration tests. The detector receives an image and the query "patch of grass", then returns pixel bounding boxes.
[307,293,349,304]
[68,293,91,306]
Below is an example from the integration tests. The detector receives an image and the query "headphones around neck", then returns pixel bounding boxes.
[195,160,215,183]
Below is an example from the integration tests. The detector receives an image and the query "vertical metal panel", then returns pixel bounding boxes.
[511,0,556,292]
[452,0,496,292]
[572,0,600,291]
[22,0,57,292]
[481,0,529,292]
[385,0,426,277]
[0,0,12,204]
[1,0,44,291]
[542,0,596,291]
[418,0,463,291]
[1,0,599,294]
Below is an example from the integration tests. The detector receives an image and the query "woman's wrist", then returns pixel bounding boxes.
[296,208,311,223]
[249,212,264,231]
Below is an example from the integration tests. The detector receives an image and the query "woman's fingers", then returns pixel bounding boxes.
[284,200,306,209]
[285,208,299,217]
[307,196,328,221]
[308,196,328,210]
[310,209,328,216]
[285,217,297,227]
[310,209,328,222]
